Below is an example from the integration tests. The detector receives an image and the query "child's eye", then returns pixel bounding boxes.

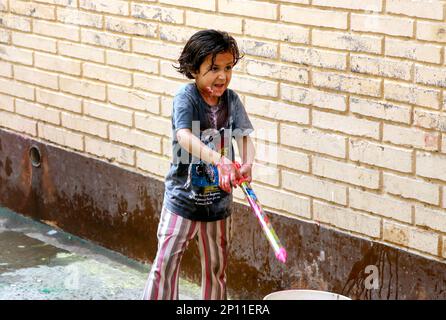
[225,66,233,71]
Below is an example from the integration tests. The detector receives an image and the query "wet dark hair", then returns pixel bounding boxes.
[175,29,242,79]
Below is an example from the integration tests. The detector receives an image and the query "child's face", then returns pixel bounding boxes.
[192,51,234,104]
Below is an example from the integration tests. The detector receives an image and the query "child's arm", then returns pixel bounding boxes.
[176,128,241,192]
[236,135,256,183]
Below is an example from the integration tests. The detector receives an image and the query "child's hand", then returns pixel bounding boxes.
[217,157,242,193]
[239,164,253,183]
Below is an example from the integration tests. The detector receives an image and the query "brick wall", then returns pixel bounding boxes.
[1,0,446,261]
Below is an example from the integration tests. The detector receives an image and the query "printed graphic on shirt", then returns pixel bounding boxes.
[185,128,228,206]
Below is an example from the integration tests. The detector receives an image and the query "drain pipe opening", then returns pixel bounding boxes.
[29,145,42,168]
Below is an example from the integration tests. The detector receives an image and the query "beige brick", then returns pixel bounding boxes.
[35,0,77,7]
[383,220,439,256]
[219,0,277,20]
[0,13,31,31]
[159,25,197,44]
[35,52,81,76]
[351,13,413,37]
[313,110,380,139]
[38,123,83,151]
[162,137,172,158]
[0,78,34,100]
[106,16,157,38]
[134,74,185,97]
[413,109,446,131]
[108,86,159,114]
[61,113,108,138]
[384,172,440,205]
[80,0,129,15]
[281,84,347,111]
[133,38,183,60]
[0,29,10,43]
[0,93,14,112]
[313,0,382,11]
[383,123,440,152]
[85,136,135,166]
[0,61,12,78]
[160,61,186,80]
[135,113,171,138]
[314,156,380,189]
[281,44,347,70]
[281,124,346,158]
[131,3,184,24]
[416,151,446,182]
[59,41,105,63]
[0,44,33,65]
[314,201,381,238]
[36,88,81,113]
[33,19,79,41]
[57,7,103,28]
[246,59,308,84]
[230,75,278,98]
[106,51,158,74]
[136,151,170,177]
[385,38,442,64]
[350,188,412,223]
[276,146,310,172]
[249,116,278,144]
[251,183,311,219]
[81,29,130,51]
[415,64,446,88]
[351,55,412,81]
[160,0,215,11]
[245,96,309,124]
[384,81,440,109]
[417,21,446,43]
[415,205,446,233]
[252,162,280,187]
[350,97,411,124]
[443,237,446,258]
[239,38,278,59]
[84,101,133,127]
[281,5,347,29]
[161,96,173,118]
[12,32,57,53]
[110,125,162,154]
[60,76,106,101]
[0,0,7,11]
[282,171,347,205]
[312,29,382,54]
[387,0,444,20]
[14,65,58,90]
[350,139,413,173]
[11,0,55,19]
[245,19,309,44]
[313,71,381,97]
[186,11,242,34]
[15,99,60,125]
[83,63,132,87]
[0,111,37,136]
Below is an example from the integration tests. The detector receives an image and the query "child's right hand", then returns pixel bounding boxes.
[217,157,242,193]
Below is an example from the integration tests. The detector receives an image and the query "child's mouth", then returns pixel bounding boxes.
[214,84,225,89]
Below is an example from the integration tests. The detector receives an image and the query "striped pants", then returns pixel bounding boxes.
[142,206,231,300]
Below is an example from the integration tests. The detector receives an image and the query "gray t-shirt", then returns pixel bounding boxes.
[163,83,254,221]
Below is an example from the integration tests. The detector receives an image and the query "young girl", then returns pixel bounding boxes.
[142,29,256,300]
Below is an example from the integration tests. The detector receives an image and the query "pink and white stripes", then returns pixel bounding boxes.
[142,207,231,300]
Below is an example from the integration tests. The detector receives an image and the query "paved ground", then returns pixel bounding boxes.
[0,207,201,300]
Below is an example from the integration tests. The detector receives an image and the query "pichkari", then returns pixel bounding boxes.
[176,304,211,318]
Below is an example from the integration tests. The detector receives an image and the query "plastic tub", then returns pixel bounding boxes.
[263,289,351,300]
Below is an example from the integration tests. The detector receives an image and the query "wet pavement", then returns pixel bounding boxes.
[0,207,201,300]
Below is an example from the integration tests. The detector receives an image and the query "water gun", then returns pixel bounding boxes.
[234,162,287,264]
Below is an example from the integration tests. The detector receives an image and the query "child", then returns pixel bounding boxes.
[142,29,256,300]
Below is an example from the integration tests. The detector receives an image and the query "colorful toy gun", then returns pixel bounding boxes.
[234,162,287,264]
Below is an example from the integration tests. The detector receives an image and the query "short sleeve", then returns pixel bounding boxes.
[231,91,254,139]
[172,91,194,132]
